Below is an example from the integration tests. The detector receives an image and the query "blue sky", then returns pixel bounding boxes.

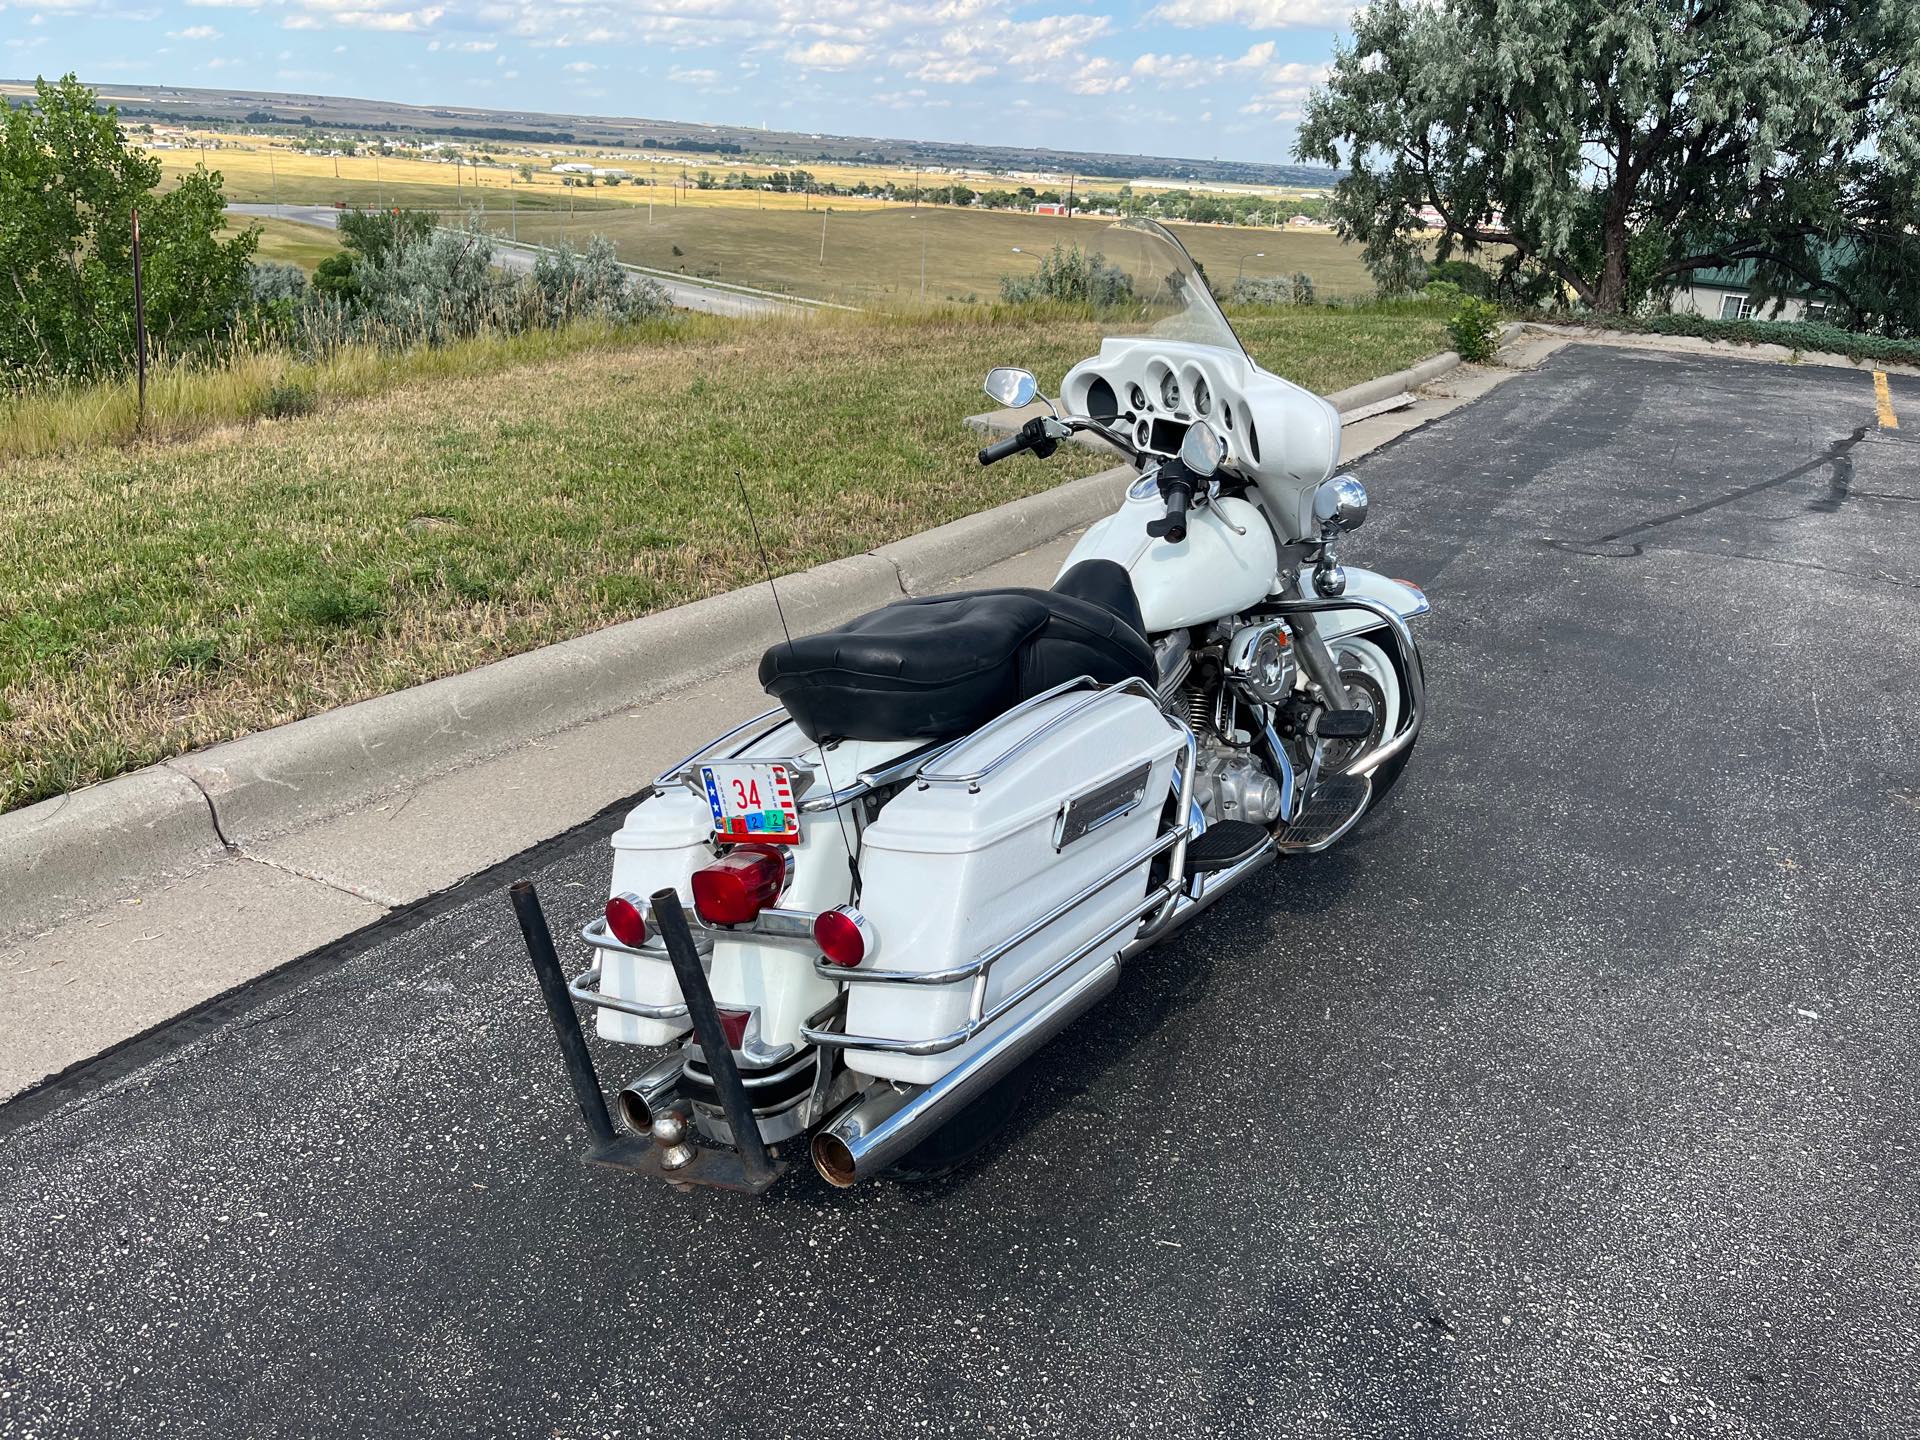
[2,1,1355,165]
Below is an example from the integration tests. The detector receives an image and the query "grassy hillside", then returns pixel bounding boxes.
[498,205,1379,306]
[250,216,342,272]
[0,304,1449,811]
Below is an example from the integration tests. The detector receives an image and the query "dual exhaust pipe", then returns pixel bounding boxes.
[623,835,1272,1187]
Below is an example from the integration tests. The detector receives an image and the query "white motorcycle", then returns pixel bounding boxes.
[512,219,1428,1193]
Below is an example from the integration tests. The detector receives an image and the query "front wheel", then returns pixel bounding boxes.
[1327,631,1416,808]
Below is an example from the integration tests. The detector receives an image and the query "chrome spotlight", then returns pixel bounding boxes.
[1313,475,1369,533]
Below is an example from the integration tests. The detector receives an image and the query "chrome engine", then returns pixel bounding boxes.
[1157,622,1293,829]
[1193,742,1285,825]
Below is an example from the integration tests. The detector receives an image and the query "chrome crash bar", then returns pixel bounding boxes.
[1267,593,1427,779]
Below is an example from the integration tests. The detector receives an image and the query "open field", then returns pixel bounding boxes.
[165,142,906,215]
[0,304,1448,811]
[249,215,340,272]
[499,206,1372,305]
[148,122,1320,208]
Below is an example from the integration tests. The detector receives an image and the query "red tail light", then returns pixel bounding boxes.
[604,893,648,948]
[715,1007,752,1049]
[813,906,872,968]
[691,845,786,925]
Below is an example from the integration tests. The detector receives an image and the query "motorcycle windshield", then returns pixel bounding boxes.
[1091,219,1247,359]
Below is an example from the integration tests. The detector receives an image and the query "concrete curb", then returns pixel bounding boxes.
[1,465,1133,943]
[3,770,228,939]
[1323,351,1464,415]
[1505,322,1920,378]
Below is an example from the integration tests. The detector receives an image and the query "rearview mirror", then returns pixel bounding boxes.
[983,367,1038,409]
[1179,424,1226,478]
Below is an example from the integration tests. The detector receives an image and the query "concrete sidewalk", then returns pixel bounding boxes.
[0,340,1558,1101]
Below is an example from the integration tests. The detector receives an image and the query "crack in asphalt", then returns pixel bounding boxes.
[1549,424,1871,557]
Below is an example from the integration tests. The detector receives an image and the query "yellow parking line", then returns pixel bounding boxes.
[1875,371,1899,429]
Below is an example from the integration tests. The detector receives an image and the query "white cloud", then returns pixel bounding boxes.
[1067,58,1130,96]
[786,39,863,68]
[1238,59,1331,120]
[563,59,598,72]
[669,65,718,84]
[427,37,494,51]
[1132,40,1274,87]
[1150,0,1354,28]
[169,23,220,38]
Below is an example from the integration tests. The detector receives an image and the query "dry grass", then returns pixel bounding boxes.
[499,205,1387,307]
[0,304,1449,811]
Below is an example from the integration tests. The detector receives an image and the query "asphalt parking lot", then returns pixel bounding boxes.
[3,344,1916,1438]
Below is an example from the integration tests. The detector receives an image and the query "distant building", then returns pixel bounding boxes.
[1033,202,1069,215]
[1288,214,1316,227]
[551,162,595,175]
[1669,255,1845,323]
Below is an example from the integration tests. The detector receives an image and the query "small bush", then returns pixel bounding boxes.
[1448,296,1502,362]
[1000,245,1135,306]
[1427,259,1496,298]
[1570,311,1920,367]
[1229,273,1318,307]
[262,380,315,418]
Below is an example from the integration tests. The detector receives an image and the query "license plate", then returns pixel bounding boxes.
[699,762,800,844]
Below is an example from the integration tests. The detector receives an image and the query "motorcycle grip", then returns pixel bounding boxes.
[977,431,1031,466]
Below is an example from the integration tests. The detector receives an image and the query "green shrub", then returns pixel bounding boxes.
[262,379,315,418]
[1573,310,1920,367]
[1000,245,1135,306]
[1229,273,1317,307]
[1448,296,1501,362]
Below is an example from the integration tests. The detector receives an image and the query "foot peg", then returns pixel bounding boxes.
[1314,708,1374,741]
[1274,774,1373,855]
[1185,820,1270,874]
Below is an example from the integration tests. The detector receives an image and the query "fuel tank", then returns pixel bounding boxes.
[1057,486,1277,633]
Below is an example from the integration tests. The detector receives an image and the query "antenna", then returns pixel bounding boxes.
[733,471,860,875]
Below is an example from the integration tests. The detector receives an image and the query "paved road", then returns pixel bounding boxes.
[4,346,1916,1438]
[228,203,814,318]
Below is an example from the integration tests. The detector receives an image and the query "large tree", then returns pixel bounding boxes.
[0,74,258,384]
[1296,0,1920,328]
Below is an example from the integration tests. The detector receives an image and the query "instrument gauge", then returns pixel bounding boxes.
[1128,383,1148,412]
[1192,376,1211,416]
[1160,372,1182,410]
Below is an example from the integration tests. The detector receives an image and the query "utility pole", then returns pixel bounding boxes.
[268,148,278,206]
[130,208,147,428]
[920,224,926,301]
[819,204,827,263]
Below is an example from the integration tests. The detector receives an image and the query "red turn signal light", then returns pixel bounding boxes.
[715,1007,753,1049]
[813,906,873,968]
[604,893,649,948]
[692,845,786,925]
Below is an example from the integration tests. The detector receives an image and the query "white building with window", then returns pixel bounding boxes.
[1668,257,1845,324]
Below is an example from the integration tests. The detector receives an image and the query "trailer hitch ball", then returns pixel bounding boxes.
[651,1107,697,1171]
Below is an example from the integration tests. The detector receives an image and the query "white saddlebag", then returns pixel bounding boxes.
[845,689,1186,1086]
[600,788,713,1045]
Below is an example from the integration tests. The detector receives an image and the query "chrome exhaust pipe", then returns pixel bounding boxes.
[810,958,1120,1187]
[1120,837,1274,961]
[614,1052,686,1134]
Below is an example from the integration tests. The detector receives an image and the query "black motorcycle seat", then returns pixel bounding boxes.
[759,560,1154,743]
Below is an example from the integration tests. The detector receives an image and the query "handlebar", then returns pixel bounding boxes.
[1146,464,1196,544]
[977,416,1061,467]
[977,430,1032,466]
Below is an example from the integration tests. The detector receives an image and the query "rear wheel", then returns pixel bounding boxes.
[880,1065,1031,1184]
